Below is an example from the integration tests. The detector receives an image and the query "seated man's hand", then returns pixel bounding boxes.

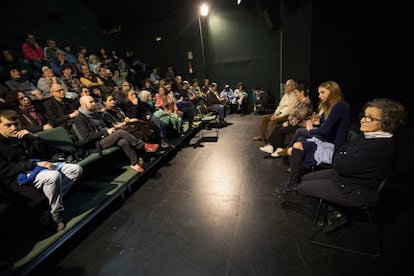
[15,129,31,139]
[107,127,116,134]
[37,161,55,169]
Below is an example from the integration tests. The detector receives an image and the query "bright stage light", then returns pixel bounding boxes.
[200,3,209,16]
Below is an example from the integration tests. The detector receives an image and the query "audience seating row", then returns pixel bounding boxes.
[3,117,211,275]
[36,126,120,168]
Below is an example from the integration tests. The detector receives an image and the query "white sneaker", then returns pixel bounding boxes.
[259,144,274,154]
[271,147,284,158]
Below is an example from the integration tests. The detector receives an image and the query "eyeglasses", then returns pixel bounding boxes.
[53,89,65,93]
[359,113,381,122]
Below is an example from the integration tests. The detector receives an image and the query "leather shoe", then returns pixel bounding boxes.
[322,211,349,233]
[277,190,300,201]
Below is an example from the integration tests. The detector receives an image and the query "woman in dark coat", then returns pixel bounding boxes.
[295,98,407,232]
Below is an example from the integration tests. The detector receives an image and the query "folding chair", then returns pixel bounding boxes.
[309,177,388,258]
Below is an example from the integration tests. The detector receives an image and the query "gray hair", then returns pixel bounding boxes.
[363,98,407,133]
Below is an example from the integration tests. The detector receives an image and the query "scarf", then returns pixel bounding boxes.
[19,104,42,126]
[79,106,105,128]
[364,131,393,139]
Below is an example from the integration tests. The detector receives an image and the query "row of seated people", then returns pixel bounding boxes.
[0,55,234,128]
[1,61,122,102]
[0,74,237,168]
[0,76,237,235]
[218,82,249,115]
[253,78,407,233]
[0,85,201,237]
[0,34,139,86]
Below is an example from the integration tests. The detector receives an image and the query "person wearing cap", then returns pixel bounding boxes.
[220,84,234,113]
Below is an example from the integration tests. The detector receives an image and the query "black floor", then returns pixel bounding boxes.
[29,114,414,276]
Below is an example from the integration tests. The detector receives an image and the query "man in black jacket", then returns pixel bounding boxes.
[42,83,79,129]
[0,109,82,232]
[74,95,146,173]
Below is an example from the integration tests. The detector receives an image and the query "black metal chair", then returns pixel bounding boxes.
[309,177,388,258]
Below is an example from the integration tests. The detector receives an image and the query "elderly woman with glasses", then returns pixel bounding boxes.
[291,98,407,232]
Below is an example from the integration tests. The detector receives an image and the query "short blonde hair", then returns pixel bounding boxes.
[139,90,152,102]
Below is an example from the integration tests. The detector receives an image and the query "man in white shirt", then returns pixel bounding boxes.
[253,79,297,141]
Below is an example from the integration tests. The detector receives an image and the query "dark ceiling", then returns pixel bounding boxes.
[89,0,309,31]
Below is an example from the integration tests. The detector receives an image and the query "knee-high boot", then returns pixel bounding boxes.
[274,148,304,194]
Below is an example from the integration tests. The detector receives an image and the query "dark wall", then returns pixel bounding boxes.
[118,0,312,102]
[310,2,410,123]
[1,0,312,104]
[2,0,410,123]
[0,0,125,58]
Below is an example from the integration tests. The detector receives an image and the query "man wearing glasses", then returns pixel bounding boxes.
[42,83,79,130]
